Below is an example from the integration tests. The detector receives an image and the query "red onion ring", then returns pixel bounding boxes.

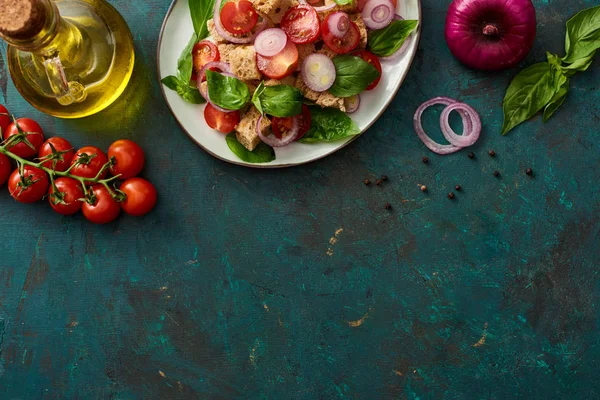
[440,102,481,147]
[327,12,350,38]
[254,28,288,57]
[379,15,412,61]
[213,0,268,44]
[362,0,394,30]
[301,54,336,92]
[344,94,360,113]
[298,0,337,13]
[257,115,300,147]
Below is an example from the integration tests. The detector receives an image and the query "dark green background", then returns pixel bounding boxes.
[1,0,599,398]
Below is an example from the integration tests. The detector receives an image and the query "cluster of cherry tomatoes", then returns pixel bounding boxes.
[0,105,157,224]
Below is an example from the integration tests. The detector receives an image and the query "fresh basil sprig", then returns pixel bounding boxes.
[333,0,353,5]
[329,56,380,98]
[368,19,419,57]
[161,76,205,104]
[205,70,250,110]
[501,5,600,135]
[299,106,360,143]
[226,133,275,163]
[251,82,304,117]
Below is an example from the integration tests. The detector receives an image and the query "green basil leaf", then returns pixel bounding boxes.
[189,0,216,39]
[329,56,380,98]
[543,72,569,123]
[501,62,558,135]
[181,85,206,104]
[563,51,596,73]
[251,82,304,117]
[206,70,250,110]
[368,19,419,57]
[226,133,276,163]
[563,5,600,63]
[161,76,180,91]
[334,0,353,5]
[177,33,198,84]
[299,106,360,143]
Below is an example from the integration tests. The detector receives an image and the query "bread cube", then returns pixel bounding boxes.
[250,0,298,24]
[235,107,270,151]
[294,74,320,101]
[207,19,227,43]
[316,92,346,112]
[264,76,296,86]
[229,45,263,81]
[297,43,316,68]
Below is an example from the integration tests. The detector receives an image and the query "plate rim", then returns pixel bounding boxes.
[156,0,423,169]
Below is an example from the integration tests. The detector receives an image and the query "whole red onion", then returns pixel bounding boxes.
[445,0,537,71]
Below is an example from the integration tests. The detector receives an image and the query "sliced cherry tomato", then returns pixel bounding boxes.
[0,105,10,136]
[322,17,360,54]
[70,146,109,181]
[220,0,258,35]
[3,118,45,159]
[0,154,11,187]
[352,50,382,90]
[48,177,84,216]
[82,185,121,224]
[193,40,221,76]
[281,5,321,44]
[204,104,240,133]
[271,105,311,140]
[108,139,145,179]
[120,178,157,217]
[256,40,299,79]
[38,137,75,172]
[8,165,49,203]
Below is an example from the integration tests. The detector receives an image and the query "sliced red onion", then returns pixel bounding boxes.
[344,94,360,113]
[362,0,394,30]
[254,28,288,57]
[213,0,268,44]
[257,115,299,147]
[196,62,237,113]
[440,102,481,147]
[327,12,350,38]
[379,15,412,61]
[301,54,336,92]
[298,0,336,13]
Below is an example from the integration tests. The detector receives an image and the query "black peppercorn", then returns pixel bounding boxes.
[448,192,455,199]
[488,150,496,157]
[455,185,461,191]
[422,156,429,164]
[384,203,391,210]
[381,175,388,181]
[468,152,475,159]
[493,170,500,177]
[526,168,533,176]
[375,179,383,186]
[363,179,371,186]
[420,185,427,192]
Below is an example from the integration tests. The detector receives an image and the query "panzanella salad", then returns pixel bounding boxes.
[162,0,418,163]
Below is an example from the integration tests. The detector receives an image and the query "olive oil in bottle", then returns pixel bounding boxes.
[0,0,135,118]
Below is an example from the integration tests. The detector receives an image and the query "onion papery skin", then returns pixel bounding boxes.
[444,0,536,71]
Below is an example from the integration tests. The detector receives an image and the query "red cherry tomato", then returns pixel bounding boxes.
[38,137,75,172]
[0,105,10,135]
[3,118,45,159]
[271,105,311,140]
[48,177,84,216]
[256,40,299,79]
[108,139,145,179]
[220,0,258,35]
[120,178,157,217]
[281,5,321,44]
[7,165,49,203]
[82,185,121,224]
[193,40,221,77]
[70,146,108,181]
[322,17,361,54]
[204,104,241,133]
[352,50,382,90]
[0,154,11,187]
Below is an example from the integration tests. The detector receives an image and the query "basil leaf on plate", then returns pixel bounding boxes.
[299,106,360,143]
[226,133,276,163]
[368,19,419,57]
[251,82,304,117]
[161,76,180,91]
[161,76,206,104]
[333,0,353,5]
[563,5,600,63]
[189,0,216,39]
[501,62,558,135]
[206,70,250,110]
[176,33,198,85]
[329,56,380,98]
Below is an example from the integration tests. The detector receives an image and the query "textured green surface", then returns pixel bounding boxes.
[1,0,599,398]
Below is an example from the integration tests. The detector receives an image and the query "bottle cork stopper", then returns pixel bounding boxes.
[0,0,45,39]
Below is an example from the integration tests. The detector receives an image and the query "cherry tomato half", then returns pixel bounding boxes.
[322,17,360,54]
[271,105,311,140]
[38,137,75,172]
[0,154,11,187]
[8,165,49,203]
[48,177,84,216]
[3,118,45,159]
[120,178,157,217]
[256,40,299,79]
[193,40,221,76]
[0,105,10,135]
[108,139,145,179]
[352,50,382,90]
[204,104,241,133]
[220,0,259,35]
[70,146,109,181]
[82,185,121,224]
[281,5,321,44]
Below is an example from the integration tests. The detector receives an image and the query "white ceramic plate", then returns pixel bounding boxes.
[157,0,422,168]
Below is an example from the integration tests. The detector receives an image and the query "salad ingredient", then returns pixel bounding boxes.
[197,61,234,87]
[70,146,109,181]
[8,166,49,203]
[468,152,474,159]
[422,156,428,163]
[271,105,312,140]
[329,55,380,97]
[3,118,45,159]
[48,177,84,216]
[301,54,336,92]
[563,6,600,63]
[257,115,300,146]
[344,94,361,113]
[254,28,288,57]
[82,185,121,224]
[445,0,536,71]
[205,70,251,111]
[213,0,268,44]
[281,5,321,44]
[108,139,145,179]
[251,82,304,117]
[368,18,418,57]
[225,132,276,163]
[488,149,495,157]
[526,168,533,176]
[299,106,360,143]
[448,192,455,199]
[420,185,427,192]
[205,104,241,133]
[0,154,10,186]
[384,202,391,210]
[161,76,205,104]
[322,15,360,54]
[362,0,394,30]
[328,12,351,38]
[493,170,500,177]
[298,0,336,13]
[0,105,10,134]
[364,179,370,185]
[455,185,461,191]
[440,102,481,147]
[38,137,75,172]
[352,50,382,89]
[256,40,299,79]
[120,178,158,217]
[192,40,220,76]
[220,0,259,34]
